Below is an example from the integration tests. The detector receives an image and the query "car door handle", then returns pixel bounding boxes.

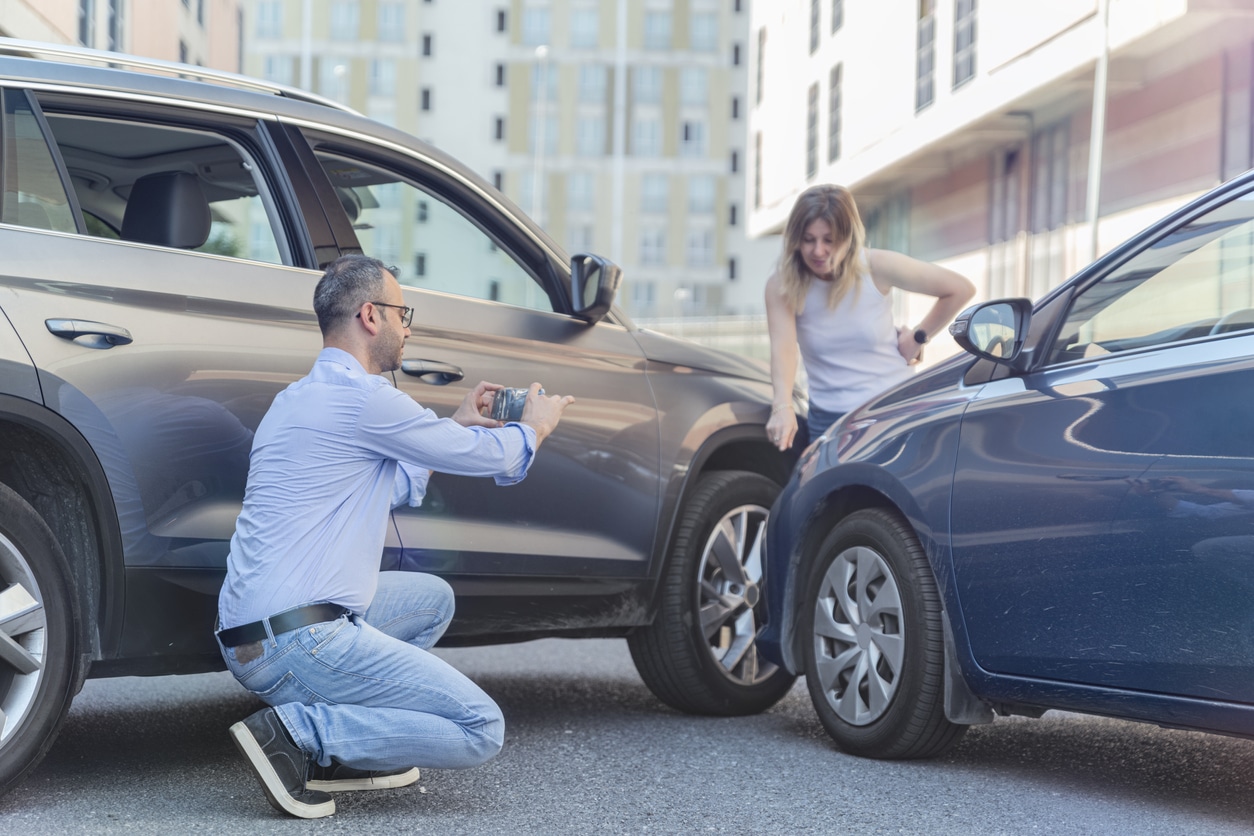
[400,359,464,385]
[45,319,134,347]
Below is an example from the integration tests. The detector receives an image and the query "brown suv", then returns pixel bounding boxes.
[0,40,802,795]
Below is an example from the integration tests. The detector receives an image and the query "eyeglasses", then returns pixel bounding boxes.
[357,301,413,328]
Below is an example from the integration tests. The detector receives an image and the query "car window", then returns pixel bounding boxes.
[0,91,77,233]
[1049,190,1254,364]
[314,151,552,310]
[39,112,288,265]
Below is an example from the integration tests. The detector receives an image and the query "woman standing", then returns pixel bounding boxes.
[765,184,975,450]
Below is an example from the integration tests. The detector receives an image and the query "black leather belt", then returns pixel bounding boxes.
[217,603,350,648]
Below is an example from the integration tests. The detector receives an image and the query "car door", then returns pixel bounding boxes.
[0,88,329,655]
[291,127,662,635]
[950,186,1254,700]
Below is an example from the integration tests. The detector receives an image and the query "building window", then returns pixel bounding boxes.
[496,9,507,32]
[753,132,762,208]
[417,201,428,222]
[729,203,738,226]
[1030,122,1069,233]
[641,173,669,214]
[263,55,293,85]
[493,116,504,140]
[255,1,281,38]
[806,83,819,179]
[79,0,96,46]
[529,113,559,155]
[809,0,820,54]
[495,63,506,86]
[691,12,718,52]
[644,11,672,50]
[492,171,503,190]
[916,0,936,111]
[522,8,550,46]
[731,96,740,120]
[576,116,606,157]
[732,42,741,66]
[420,87,432,110]
[680,68,708,107]
[568,172,595,212]
[640,228,666,265]
[422,33,433,56]
[730,149,739,173]
[107,0,122,49]
[571,6,598,48]
[828,64,842,162]
[681,121,707,157]
[953,0,977,88]
[632,116,662,157]
[414,253,427,277]
[330,1,359,41]
[686,229,714,267]
[578,65,607,103]
[371,60,396,97]
[568,224,594,253]
[378,2,405,42]
[755,27,766,104]
[832,0,843,33]
[728,256,737,281]
[179,39,189,63]
[532,63,558,101]
[688,175,715,214]
[634,66,662,104]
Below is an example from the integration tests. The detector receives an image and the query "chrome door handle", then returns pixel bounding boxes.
[400,359,464,385]
[45,319,134,347]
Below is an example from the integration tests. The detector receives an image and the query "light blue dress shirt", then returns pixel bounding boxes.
[218,347,535,629]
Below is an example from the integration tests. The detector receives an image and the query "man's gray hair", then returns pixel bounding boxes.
[313,255,399,335]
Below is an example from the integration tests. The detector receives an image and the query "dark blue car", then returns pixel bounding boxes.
[761,170,1254,759]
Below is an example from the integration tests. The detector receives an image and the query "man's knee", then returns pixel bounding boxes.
[464,706,505,767]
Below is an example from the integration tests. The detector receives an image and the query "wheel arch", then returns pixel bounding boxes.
[0,395,125,663]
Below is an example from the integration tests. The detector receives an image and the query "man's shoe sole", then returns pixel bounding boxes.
[308,767,420,792]
[229,720,336,819]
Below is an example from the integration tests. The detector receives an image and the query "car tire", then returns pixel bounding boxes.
[0,482,83,796]
[628,470,797,716]
[801,507,965,759]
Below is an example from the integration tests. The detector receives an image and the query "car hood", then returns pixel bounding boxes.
[629,327,772,383]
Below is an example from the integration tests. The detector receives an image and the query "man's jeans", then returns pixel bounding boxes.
[218,572,503,771]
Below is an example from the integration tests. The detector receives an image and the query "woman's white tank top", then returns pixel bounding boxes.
[795,259,913,413]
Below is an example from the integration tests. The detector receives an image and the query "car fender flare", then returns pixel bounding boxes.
[0,394,126,661]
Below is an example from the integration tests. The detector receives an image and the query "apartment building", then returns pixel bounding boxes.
[0,0,241,69]
[748,0,1254,341]
[241,0,778,318]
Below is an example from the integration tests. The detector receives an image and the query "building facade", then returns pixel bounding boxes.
[0,0,241,69]
[241,0,778,318]
[748,0,1254,352]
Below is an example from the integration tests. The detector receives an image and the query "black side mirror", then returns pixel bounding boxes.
[570,253,622,323]
[949,298,1033,364]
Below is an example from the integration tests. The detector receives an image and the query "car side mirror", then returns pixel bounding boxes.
[949,298,1033,363]
[570,253,622,324]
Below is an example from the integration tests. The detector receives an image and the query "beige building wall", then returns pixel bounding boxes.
[0,0,240,71]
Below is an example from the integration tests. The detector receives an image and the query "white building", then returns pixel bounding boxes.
[748,0,1254,355]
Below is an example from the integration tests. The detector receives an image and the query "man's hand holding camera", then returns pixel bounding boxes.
[454,380,574,446]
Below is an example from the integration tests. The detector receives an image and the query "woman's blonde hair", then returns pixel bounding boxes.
[776,184,866,313]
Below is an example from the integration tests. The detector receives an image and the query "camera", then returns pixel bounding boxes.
[490,387,539,422]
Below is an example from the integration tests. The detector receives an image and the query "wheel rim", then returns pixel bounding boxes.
[696,502,780,686]
[0,530,47,744]
[811,545,904,726]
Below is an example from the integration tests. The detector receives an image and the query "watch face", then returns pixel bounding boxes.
[914,329,928,344]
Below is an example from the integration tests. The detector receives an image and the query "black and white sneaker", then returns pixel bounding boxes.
[307,761,421,792]
[229,708,336,819]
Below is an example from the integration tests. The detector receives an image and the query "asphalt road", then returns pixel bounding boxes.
[4,638,1254,835]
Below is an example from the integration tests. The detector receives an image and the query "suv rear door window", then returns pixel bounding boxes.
[39,112,289,265]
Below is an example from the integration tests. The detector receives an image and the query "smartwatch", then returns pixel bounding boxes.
[913,328,929,345]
